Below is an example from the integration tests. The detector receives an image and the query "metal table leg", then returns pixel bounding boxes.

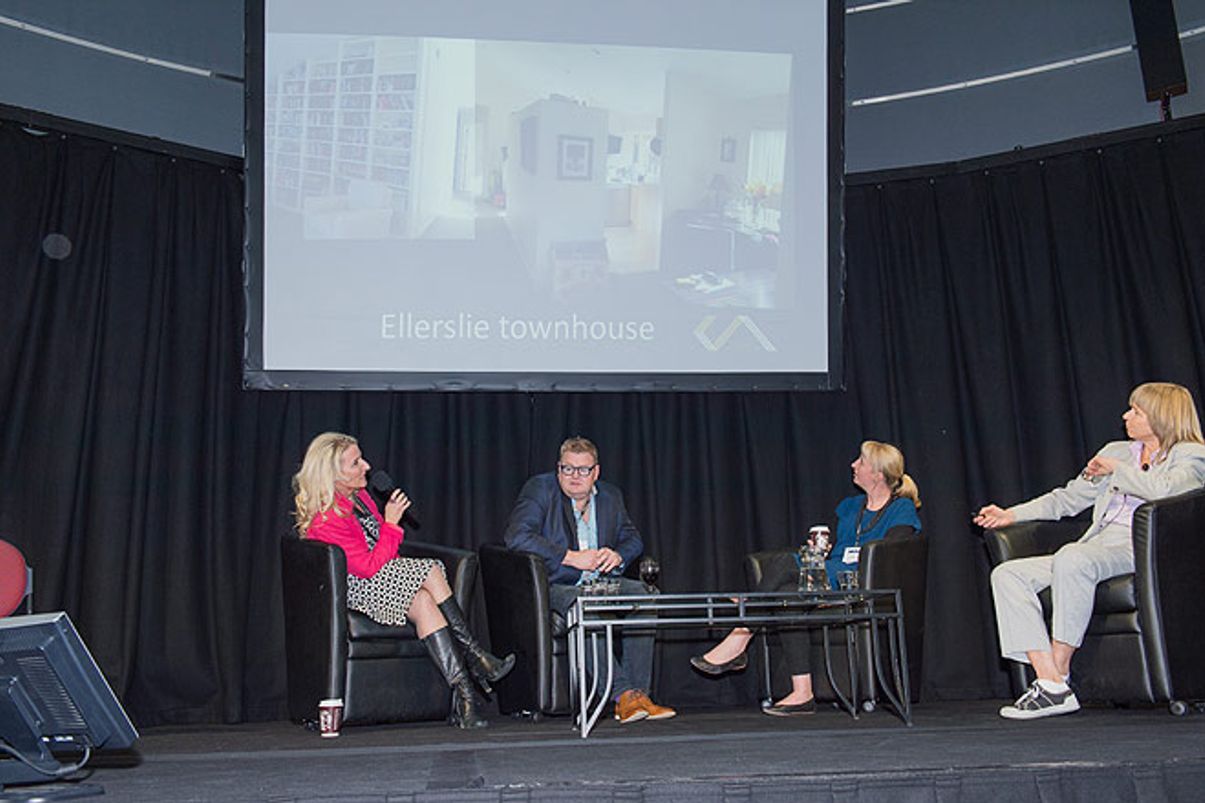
[578,625,615,738]
[867,595,912,726]
[845,611,860,717]
[821,624,857,718]
[569,603,585,732]
[759,630,773,708]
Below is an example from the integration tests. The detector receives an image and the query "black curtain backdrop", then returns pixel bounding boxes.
[2,114,1204,726]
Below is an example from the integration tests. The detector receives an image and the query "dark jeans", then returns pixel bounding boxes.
[756,553,812,676]
[549,576,655,699]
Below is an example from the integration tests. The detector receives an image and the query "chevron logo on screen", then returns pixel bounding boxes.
[693,315,777,352]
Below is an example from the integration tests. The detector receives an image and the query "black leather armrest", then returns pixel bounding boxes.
[479,545,552,649]
[860,527,923,590]
[983,519,1084,567]
[743,550,784,589]
[479,544,555,709]
[280,535,349,719]
[1134,486,1205,586]
[398,540,478,610]
[860,527,926,618]
[1135,487,1205,698]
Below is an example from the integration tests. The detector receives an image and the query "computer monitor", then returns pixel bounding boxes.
[0,612,138,794]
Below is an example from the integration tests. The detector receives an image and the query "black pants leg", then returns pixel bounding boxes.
[756,554,812,676]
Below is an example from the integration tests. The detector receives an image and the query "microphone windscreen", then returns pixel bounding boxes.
[369,471,396,495]
[368,470,421,529]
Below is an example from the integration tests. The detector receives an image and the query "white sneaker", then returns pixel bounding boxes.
[999,679,1080,720]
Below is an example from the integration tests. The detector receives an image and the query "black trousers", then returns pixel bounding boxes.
[756,553,812,676]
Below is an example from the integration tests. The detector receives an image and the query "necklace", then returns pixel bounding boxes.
[1140,443,1161,471]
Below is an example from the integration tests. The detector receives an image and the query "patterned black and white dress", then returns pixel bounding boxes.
[346,506,445,627]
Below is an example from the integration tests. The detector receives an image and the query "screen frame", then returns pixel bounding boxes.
[243,0,845,392]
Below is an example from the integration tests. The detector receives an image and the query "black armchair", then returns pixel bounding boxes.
[477,544,573,717]
[983,487,1205,713]
[280,535,479,726]
[744,528,928,708]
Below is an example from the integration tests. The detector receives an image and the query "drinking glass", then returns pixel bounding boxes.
[638,556,660,588]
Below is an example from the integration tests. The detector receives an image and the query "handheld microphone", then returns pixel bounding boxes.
[369,470,422,529]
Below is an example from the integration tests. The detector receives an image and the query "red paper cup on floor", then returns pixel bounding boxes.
[318,698,343,738]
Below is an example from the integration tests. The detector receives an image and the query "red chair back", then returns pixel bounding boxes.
[0,539,29,617]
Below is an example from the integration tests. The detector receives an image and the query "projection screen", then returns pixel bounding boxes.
[245,0,844,391]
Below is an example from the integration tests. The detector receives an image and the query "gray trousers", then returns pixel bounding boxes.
[990,524,1134,664]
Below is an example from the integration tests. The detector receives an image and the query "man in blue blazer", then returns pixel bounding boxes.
[504,436,675,724]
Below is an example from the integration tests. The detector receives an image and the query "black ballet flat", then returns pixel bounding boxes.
[762,698,816,717]
[690,652,749,676]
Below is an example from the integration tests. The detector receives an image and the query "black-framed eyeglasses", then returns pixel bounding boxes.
[557,463,596,478]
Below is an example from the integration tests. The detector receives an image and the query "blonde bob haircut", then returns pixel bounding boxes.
[860,440,921,509]
[293,431,359,533]
[1129,382,1204,460]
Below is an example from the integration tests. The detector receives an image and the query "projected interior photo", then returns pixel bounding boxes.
[249,0,839,389]
[266,37,790,298]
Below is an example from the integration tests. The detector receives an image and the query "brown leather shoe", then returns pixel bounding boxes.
[636,691,677,721]
[614,690,650,724]
[614,690,677,723]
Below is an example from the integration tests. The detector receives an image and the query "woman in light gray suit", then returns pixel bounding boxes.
[975,382,1205,720]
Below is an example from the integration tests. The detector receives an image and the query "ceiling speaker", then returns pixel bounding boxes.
[1129,0,1187,101]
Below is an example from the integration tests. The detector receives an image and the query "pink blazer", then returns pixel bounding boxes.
[305,489,404,578]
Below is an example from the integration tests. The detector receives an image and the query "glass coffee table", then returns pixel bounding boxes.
[565,590,912,738]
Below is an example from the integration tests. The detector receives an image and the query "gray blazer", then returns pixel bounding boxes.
[1010,440,1205,539]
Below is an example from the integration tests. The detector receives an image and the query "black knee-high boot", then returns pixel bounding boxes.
[437,597,516,694]
[421,627,489,729]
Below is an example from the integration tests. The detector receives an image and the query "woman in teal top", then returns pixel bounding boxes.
[826,490,921,588]
[691,441,922,716]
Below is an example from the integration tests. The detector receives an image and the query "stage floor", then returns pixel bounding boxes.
[39,701,1205,801]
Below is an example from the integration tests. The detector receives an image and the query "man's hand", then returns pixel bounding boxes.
[562,549,604,571]
[562,548,624,573]
[596,547,623,574]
